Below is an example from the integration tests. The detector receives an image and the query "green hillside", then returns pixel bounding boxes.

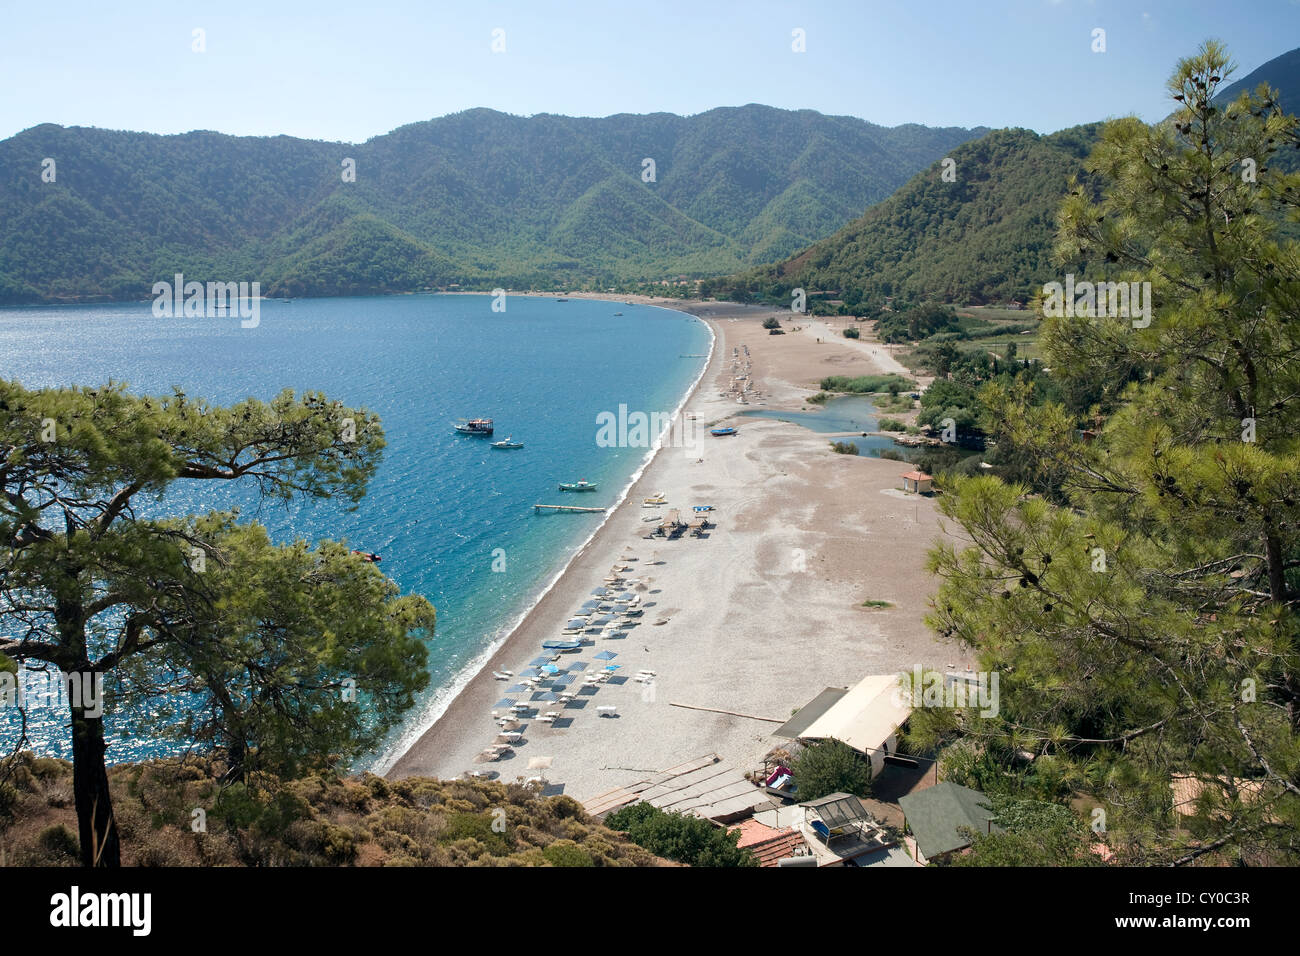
[0,106,987,303]
[702,124,1101,308]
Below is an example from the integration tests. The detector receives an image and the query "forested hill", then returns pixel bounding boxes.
[701,124,1100,308]
[0,106,987,303]
[701,46,1300,311]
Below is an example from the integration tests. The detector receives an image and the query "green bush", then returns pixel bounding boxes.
[842,326,860,339]
[38,824,80,860]
[604,803,755,867]
[790,739,872,802]
[542,840,594,867]
[877,417,906,432]
[830,441,859,455]
[762,316,781,330]
[820,374,914,394]
[807,391,830,405]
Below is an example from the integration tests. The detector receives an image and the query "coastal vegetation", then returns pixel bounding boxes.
[603,801,756,866]
[0,381,435,866]
[818,374,914,394]
[912,42,1300,865]
[789,739,872,802]
[0,754,660,866]
[830,441,859,455]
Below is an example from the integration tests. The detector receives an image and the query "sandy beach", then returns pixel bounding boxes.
[387,297,972,798]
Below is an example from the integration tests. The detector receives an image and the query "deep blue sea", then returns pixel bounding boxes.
[0,294,711,767]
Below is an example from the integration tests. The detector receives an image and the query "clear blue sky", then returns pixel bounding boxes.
[2,0,1297,142]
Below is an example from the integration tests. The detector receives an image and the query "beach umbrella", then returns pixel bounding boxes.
[493,698,516,709]
[540,664,560,676]
[529,656,552,666]
[506,684,528,694]
[568,661,589,672]
[534,691,559,703]
[594,650,618,661]
[551,674,575,686]
[603,664,622,672]
[519,667,541,677]
[590,587,609,597]
[527,756,554,770]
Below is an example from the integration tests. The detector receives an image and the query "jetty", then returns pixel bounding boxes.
[534,503,606,514]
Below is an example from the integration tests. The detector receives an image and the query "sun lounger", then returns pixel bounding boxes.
[492,671,511,680]
[596,706,618,717]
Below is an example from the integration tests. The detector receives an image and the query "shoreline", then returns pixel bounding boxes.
[372,296,717,775]
[387,295,971,796]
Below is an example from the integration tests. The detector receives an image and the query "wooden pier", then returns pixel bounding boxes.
[534,503,606,514]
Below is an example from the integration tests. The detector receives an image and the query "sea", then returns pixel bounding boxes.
[0,294,711,769]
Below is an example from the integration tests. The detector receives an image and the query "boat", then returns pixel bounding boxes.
[454,418,494,436]
[542,638,584,651]
[643,493,667,506]
[556,298,569,302]
[350,550,382,562]
[558,480,598,492]
[710,427,738,437]
[613,312,623,316]
[491,436,524,449]
[642,514,661,522]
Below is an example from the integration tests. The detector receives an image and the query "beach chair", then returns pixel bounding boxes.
[596,706,618,717]
[492,671,510,680]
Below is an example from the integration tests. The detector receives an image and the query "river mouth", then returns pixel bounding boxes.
[739,395,913,458]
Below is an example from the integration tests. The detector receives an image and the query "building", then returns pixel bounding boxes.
[775,674,913,778]
[900,470,933,494]
[793,792,921,867]
[898,782,999,863]
[583,753,776,823]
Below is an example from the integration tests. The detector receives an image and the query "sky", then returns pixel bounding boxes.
[1,0,1298,143]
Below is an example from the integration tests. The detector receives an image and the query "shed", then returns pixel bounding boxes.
[796,674,912,777]
[898,782,999,862]
[900,470,933,494]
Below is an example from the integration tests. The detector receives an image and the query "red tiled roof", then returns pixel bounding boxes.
[900,471,932,481]
[730,819,808,867]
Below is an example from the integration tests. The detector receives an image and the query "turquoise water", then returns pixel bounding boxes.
[740,395,906,457]
[0,295,711,766]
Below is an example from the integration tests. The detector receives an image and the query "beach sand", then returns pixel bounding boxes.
[387,298,973,799]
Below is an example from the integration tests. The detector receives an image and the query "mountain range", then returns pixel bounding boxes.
[0,106,986,303]
[704,45,1300,309]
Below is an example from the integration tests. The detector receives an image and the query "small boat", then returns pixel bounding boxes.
[454,418,494,436]
[491,437,524,449]
[710,427,738,437]
[642,514,661,522]
[556,298,569,302]
[542,638,584,651]
[350,550,382,562]
[613,312,623,316]
[558,480,598,492]
[643,493,666,506]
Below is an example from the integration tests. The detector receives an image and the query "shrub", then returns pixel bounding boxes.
[878,449,905,461]
[542,840,594,867]
[877,417,906,432]
[37,824,80,860]
[807,391,830,405]
[842,326,860,339]
[830,441,859,455]
[605,802,755,867]
[819,374,914,394]
[762,316,781,330]
[790,739,872,801]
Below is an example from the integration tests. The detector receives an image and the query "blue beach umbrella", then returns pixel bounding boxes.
[530,656,552,666]
[540,664,560,676]
[494,698,516,709]
[519,668,541,677]
[594,651,618,661]
[506,684,528,694]
[534,691,559,703]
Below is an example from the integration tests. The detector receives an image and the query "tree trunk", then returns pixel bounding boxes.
[70,705,120,867]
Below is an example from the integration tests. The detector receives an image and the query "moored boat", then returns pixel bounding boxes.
[454,418,494,436]
[491,436,524,449]
[542,638,583,650]
[710,426,738,437]
[558,480,598,492]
